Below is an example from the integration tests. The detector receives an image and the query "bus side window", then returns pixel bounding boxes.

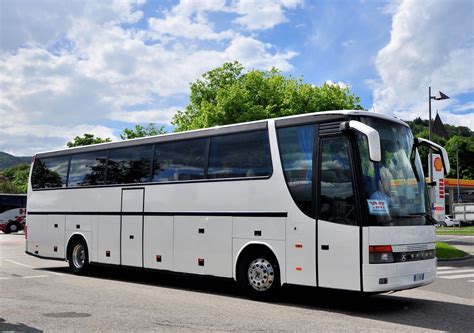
[277,124,316,218]
[31,156,70,189]
[319,138,357,226]
[107,145,153,184]
[152,138,207,182]
[68,151,108,187]
[207,130,272,179]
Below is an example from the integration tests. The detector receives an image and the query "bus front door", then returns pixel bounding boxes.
[121,188,144,267]
[317,137,361,291]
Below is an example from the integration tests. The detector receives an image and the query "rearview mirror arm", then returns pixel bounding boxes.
[340,121,381,162]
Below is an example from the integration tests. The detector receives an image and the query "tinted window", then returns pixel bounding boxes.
[208,130,272,179]
[107,145,153,184]
[31,156,70,189]
[152,139,207,182]
[277,125,316,217]
[319,138,357,225]
[69,151,108,187]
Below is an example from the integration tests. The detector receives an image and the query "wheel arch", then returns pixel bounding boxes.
[233,241,283,285]
[66,233,90,262]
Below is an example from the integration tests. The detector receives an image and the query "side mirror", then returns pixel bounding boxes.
[340,121,381,162]
[415,138,450,174]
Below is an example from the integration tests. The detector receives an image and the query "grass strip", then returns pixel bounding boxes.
[436,226,474,236]
[435,242,467,259]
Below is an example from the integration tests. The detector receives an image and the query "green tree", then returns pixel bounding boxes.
[120,123,166,140]
[67,134,111,147]
[0,163,31,193]
[172,61,363,131]
[405,118,474,179]
[445,136,474,179]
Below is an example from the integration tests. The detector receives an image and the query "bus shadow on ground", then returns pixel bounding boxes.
[38,265,473,332]
[0,318,42,333]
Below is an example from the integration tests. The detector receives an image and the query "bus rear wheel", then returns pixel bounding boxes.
[238,250,281,301]
[68,238,89,275]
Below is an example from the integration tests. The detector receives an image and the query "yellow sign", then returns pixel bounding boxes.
[434,156,443,172]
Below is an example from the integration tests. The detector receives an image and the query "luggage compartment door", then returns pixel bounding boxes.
[121,188,144,267]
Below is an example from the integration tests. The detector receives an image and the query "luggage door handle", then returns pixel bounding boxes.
[321,245,329,250]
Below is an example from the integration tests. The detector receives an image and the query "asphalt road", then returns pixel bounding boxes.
[1,233,473,332]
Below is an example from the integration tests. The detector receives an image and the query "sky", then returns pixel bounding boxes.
[0,0,473,156]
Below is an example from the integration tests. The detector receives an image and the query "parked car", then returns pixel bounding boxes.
[443,215,461,227]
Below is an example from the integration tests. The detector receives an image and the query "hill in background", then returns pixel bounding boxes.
[0,152,32,171]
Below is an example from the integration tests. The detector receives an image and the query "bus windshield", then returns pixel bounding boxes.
[357,117,429,226]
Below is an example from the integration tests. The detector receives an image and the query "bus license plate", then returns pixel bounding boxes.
[414,273,424,282]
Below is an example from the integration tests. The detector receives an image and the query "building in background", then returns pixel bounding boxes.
[444,179,474,214]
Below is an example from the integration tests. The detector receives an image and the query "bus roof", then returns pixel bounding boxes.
[35,110,409,158]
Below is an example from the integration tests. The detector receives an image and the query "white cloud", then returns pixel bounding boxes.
[325,80,349,89]
[372,0,474,128]
[1,124,118,156]
[0,0,144,51]
[232,0,303,30]
[1,0,299,155]
[147,0,233,42]
[453,102,474,113]
[225,35,297,71]
[110,107,181,123]
[146,0,303,41]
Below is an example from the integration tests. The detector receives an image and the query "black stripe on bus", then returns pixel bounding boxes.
[27,211,288,218]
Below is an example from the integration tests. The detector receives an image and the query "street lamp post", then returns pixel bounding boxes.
[457,146,460,203]
[428,86,450,184]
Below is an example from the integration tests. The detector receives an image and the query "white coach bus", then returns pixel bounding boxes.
[26,111,449,299]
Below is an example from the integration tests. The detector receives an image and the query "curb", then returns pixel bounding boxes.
[437,253,472,261]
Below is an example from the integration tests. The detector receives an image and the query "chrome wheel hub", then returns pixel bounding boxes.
[248,258,274,291]
[72,245,85,269]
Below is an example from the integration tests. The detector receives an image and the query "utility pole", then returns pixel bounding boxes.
[457,147,460,203]
[429,87,433,185]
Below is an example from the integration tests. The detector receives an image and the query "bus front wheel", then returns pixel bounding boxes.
[238,250,281,301]
[67,238,89,275]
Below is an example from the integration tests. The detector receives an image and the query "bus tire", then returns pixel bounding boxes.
[67,237,89,275]
[6,222,20,233]
[237,249,281,301]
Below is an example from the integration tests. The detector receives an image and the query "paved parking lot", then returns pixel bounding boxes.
[1,233,473,332]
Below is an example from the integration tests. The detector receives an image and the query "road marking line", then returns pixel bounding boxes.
[22,275,49,279]
[0,277,10,280]
[437,269,474,275]
[5,259,64,276]
[438,273,474,279]
[437,266,456,270]
[468,280,474,283]
[5,259,35,268]
[0,257,33,259]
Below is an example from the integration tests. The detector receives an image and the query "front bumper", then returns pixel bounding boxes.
[363,258,437,292]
